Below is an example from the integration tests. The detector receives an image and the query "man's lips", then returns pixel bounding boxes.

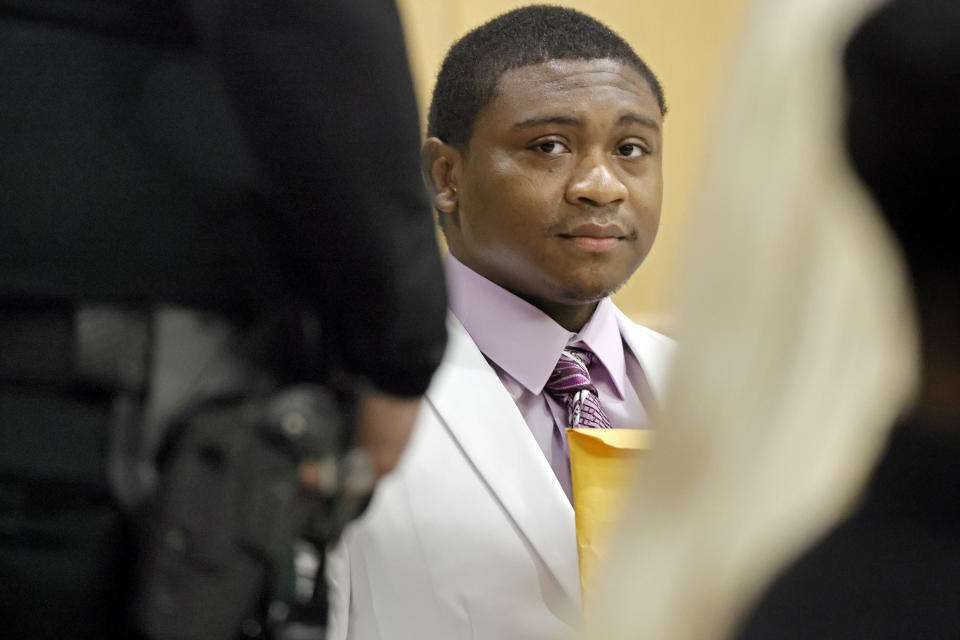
[557,222,628,251]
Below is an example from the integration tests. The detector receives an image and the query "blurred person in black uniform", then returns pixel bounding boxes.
[0,0,447,638]
[737,0,960,637]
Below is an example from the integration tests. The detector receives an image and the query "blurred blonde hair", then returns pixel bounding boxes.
[583,0,919,637]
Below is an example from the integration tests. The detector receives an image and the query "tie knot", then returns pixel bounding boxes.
[545,347,612,429]
[545,347,597,395]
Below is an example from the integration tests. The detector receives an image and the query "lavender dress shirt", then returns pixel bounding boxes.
[445,254,651,502]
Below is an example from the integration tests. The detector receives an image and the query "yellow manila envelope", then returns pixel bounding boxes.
[567,427,655,603]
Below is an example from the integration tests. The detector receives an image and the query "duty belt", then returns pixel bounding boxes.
[0,303,264,509]
[0,304,150,392]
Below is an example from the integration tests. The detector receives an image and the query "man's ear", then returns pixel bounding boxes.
[421,137,461,216]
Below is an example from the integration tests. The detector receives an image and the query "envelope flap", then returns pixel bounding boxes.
[568,428,655,453]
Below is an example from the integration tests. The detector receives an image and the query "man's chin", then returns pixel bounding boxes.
[513,268,634,312]
[561,260,640,297]
[554,281,624,305]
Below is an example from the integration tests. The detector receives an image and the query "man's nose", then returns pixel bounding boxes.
[565,152,629,207]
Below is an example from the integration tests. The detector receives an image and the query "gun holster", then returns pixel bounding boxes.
[102,307,372,640]
[133,385,350,640]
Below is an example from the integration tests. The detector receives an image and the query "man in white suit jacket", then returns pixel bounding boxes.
[328,6,672,638]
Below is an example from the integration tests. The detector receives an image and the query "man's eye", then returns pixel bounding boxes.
[617,143,646,158]
[535,141,568,155]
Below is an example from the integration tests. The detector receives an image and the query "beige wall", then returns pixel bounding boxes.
[396,0,746,332]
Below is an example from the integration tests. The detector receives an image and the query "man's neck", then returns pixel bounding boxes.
[528,297,600,332]
[444,250,602,332]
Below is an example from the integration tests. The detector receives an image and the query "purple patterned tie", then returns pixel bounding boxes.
[545,347,612,429]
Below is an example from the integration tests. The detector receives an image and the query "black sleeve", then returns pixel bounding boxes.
[215,0,447,396]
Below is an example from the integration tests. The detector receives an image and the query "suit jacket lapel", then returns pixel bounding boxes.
[615,308,674,406]
[427,314,581,606]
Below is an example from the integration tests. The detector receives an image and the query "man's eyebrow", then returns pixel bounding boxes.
[618,112,660,132]
[512,115,583,129]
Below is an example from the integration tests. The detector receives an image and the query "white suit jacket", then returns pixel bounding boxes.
[327,310,674,640]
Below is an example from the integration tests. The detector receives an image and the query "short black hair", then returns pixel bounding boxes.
[427,5,666,148]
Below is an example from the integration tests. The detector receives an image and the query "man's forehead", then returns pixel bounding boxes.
[499,58,646,88]
[488,58,661,123]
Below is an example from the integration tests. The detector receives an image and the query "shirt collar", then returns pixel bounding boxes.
[445,253,628,399]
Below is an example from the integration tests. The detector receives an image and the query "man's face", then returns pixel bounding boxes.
[439,58,663,326]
